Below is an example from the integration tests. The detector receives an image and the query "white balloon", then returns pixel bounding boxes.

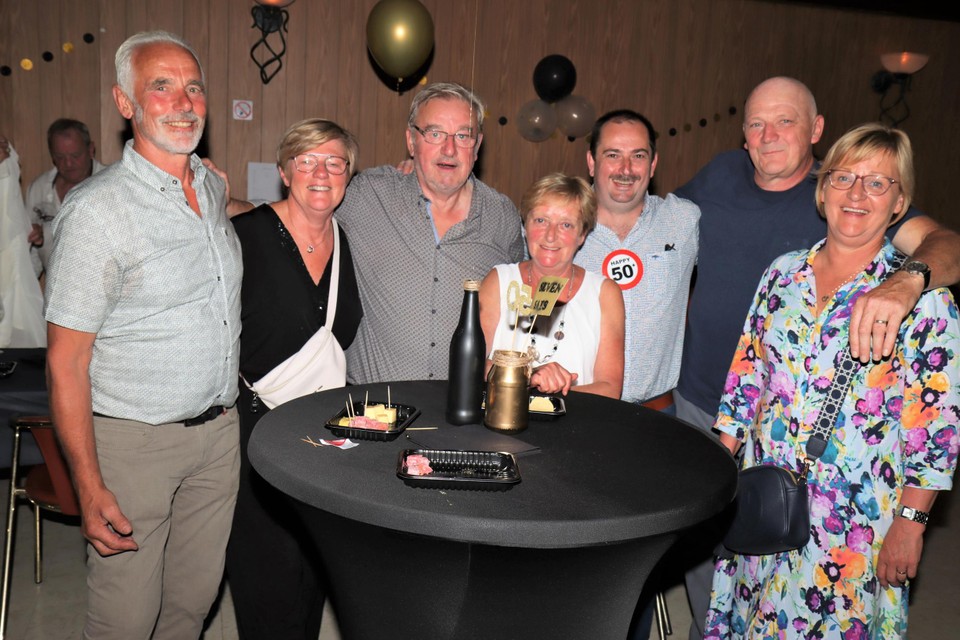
[516,99,557,143]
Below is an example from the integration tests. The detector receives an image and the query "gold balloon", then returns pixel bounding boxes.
[366,0,434,81]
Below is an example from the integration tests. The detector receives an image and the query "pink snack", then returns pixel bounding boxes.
[348,416,389,431]
[405,454,433,476]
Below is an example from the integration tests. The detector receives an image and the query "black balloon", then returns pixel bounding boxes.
[533,55,576,103]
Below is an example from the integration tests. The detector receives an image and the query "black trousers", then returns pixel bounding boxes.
[225,386,326,640]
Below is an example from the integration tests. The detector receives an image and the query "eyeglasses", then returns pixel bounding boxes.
[411,125,478,149]
[826,170,898,196]
[292,154,349,175]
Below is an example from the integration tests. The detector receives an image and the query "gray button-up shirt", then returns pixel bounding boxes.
[45,141,242,424]
[337,166,524,383]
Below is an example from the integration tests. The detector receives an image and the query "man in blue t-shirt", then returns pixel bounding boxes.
[674,76,960,639]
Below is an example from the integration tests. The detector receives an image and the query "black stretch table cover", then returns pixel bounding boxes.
[249,381,737,548]
[250,381,737,639]
[0,348,48,468]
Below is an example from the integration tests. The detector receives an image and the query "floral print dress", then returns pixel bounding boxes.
[705,240,959,639]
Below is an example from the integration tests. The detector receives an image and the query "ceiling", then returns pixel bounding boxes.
[767,1,960,23]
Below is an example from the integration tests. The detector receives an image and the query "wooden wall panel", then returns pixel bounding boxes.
[6,0,43,181]
[38,2,63,158]
[59,1,100,148]
[98,0,127,159]
[201,0,230,168]
[2,0,958,225]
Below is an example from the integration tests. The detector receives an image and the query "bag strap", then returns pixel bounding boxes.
[805,251,908,460]
[241,218,343,400]
[325,218,341,328]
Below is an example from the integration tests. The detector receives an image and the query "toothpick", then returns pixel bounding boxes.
[388,385,391,407]
[364,390,369,412]
[347,393,354,418]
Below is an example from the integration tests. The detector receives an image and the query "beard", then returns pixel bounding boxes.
[133,100,205,155]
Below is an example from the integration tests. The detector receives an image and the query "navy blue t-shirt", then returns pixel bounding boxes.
[675,149,918,417]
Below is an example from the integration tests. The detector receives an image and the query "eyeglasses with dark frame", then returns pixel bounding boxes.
[826,170,898,196]
[291,154,350,175]
[410,125,478,149]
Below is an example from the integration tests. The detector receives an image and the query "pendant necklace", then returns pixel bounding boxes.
[526,263,575,358]
[819,258,872,303]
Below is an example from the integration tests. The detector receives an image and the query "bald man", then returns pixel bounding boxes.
[673,76,960,639]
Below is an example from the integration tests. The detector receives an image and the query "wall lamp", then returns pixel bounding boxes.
[251,0,295,84]
[870,51,929,127]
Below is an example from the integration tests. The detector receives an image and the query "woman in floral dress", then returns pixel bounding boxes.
[705,123,959,639]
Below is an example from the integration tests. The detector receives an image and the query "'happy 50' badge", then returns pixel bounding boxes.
[601,249,644,290]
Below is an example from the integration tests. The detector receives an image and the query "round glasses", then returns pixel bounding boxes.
[292,154,349,175]
[411,125,478,149]
[826,170,898,196]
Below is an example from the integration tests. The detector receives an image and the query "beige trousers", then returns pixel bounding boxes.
[83,408,240,640]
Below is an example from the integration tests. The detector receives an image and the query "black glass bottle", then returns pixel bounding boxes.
[446,280,485,424]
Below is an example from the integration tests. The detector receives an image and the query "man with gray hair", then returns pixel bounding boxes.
[45,31,241,639]
[337,81,524,383]
[25,118,105,272]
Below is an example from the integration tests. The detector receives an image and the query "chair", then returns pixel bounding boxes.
[655,590,673,638]
[1,416,80,640]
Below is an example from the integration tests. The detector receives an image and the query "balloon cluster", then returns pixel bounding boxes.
[366,0,434,86]
[517,55,596,142]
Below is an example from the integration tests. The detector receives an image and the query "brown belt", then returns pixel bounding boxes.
[641,392,674,411]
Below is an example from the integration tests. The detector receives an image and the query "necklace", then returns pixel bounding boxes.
[283,205,326,256]
[819,258,872,303]
[528,308,567,361]
[525,262,575,357]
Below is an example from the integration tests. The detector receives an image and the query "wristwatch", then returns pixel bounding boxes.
[901,259,931,290]
[898,505,930,525]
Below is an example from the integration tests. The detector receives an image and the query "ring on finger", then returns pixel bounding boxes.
[896,570,907,576]
[875,319,889,325]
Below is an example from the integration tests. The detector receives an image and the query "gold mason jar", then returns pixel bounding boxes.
[484,350,532,433]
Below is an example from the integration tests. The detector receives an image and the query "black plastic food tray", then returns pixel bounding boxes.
[480,392,566,421]
[529,394,566,421]
[324,402,420,441]
[397,449,521,490]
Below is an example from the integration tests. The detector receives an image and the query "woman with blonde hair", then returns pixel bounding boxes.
[227,118,363,639]
[705,123,959,637]
[480,172,625,398]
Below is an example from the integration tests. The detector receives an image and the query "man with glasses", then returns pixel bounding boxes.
[24,119,105,273]
[337,81,524,383]
[673,75,960,640]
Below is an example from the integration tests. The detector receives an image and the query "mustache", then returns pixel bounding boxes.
[159,112,202,124]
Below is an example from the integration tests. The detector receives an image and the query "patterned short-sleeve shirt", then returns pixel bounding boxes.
[45,141,242,424]
[337,166,524,383]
